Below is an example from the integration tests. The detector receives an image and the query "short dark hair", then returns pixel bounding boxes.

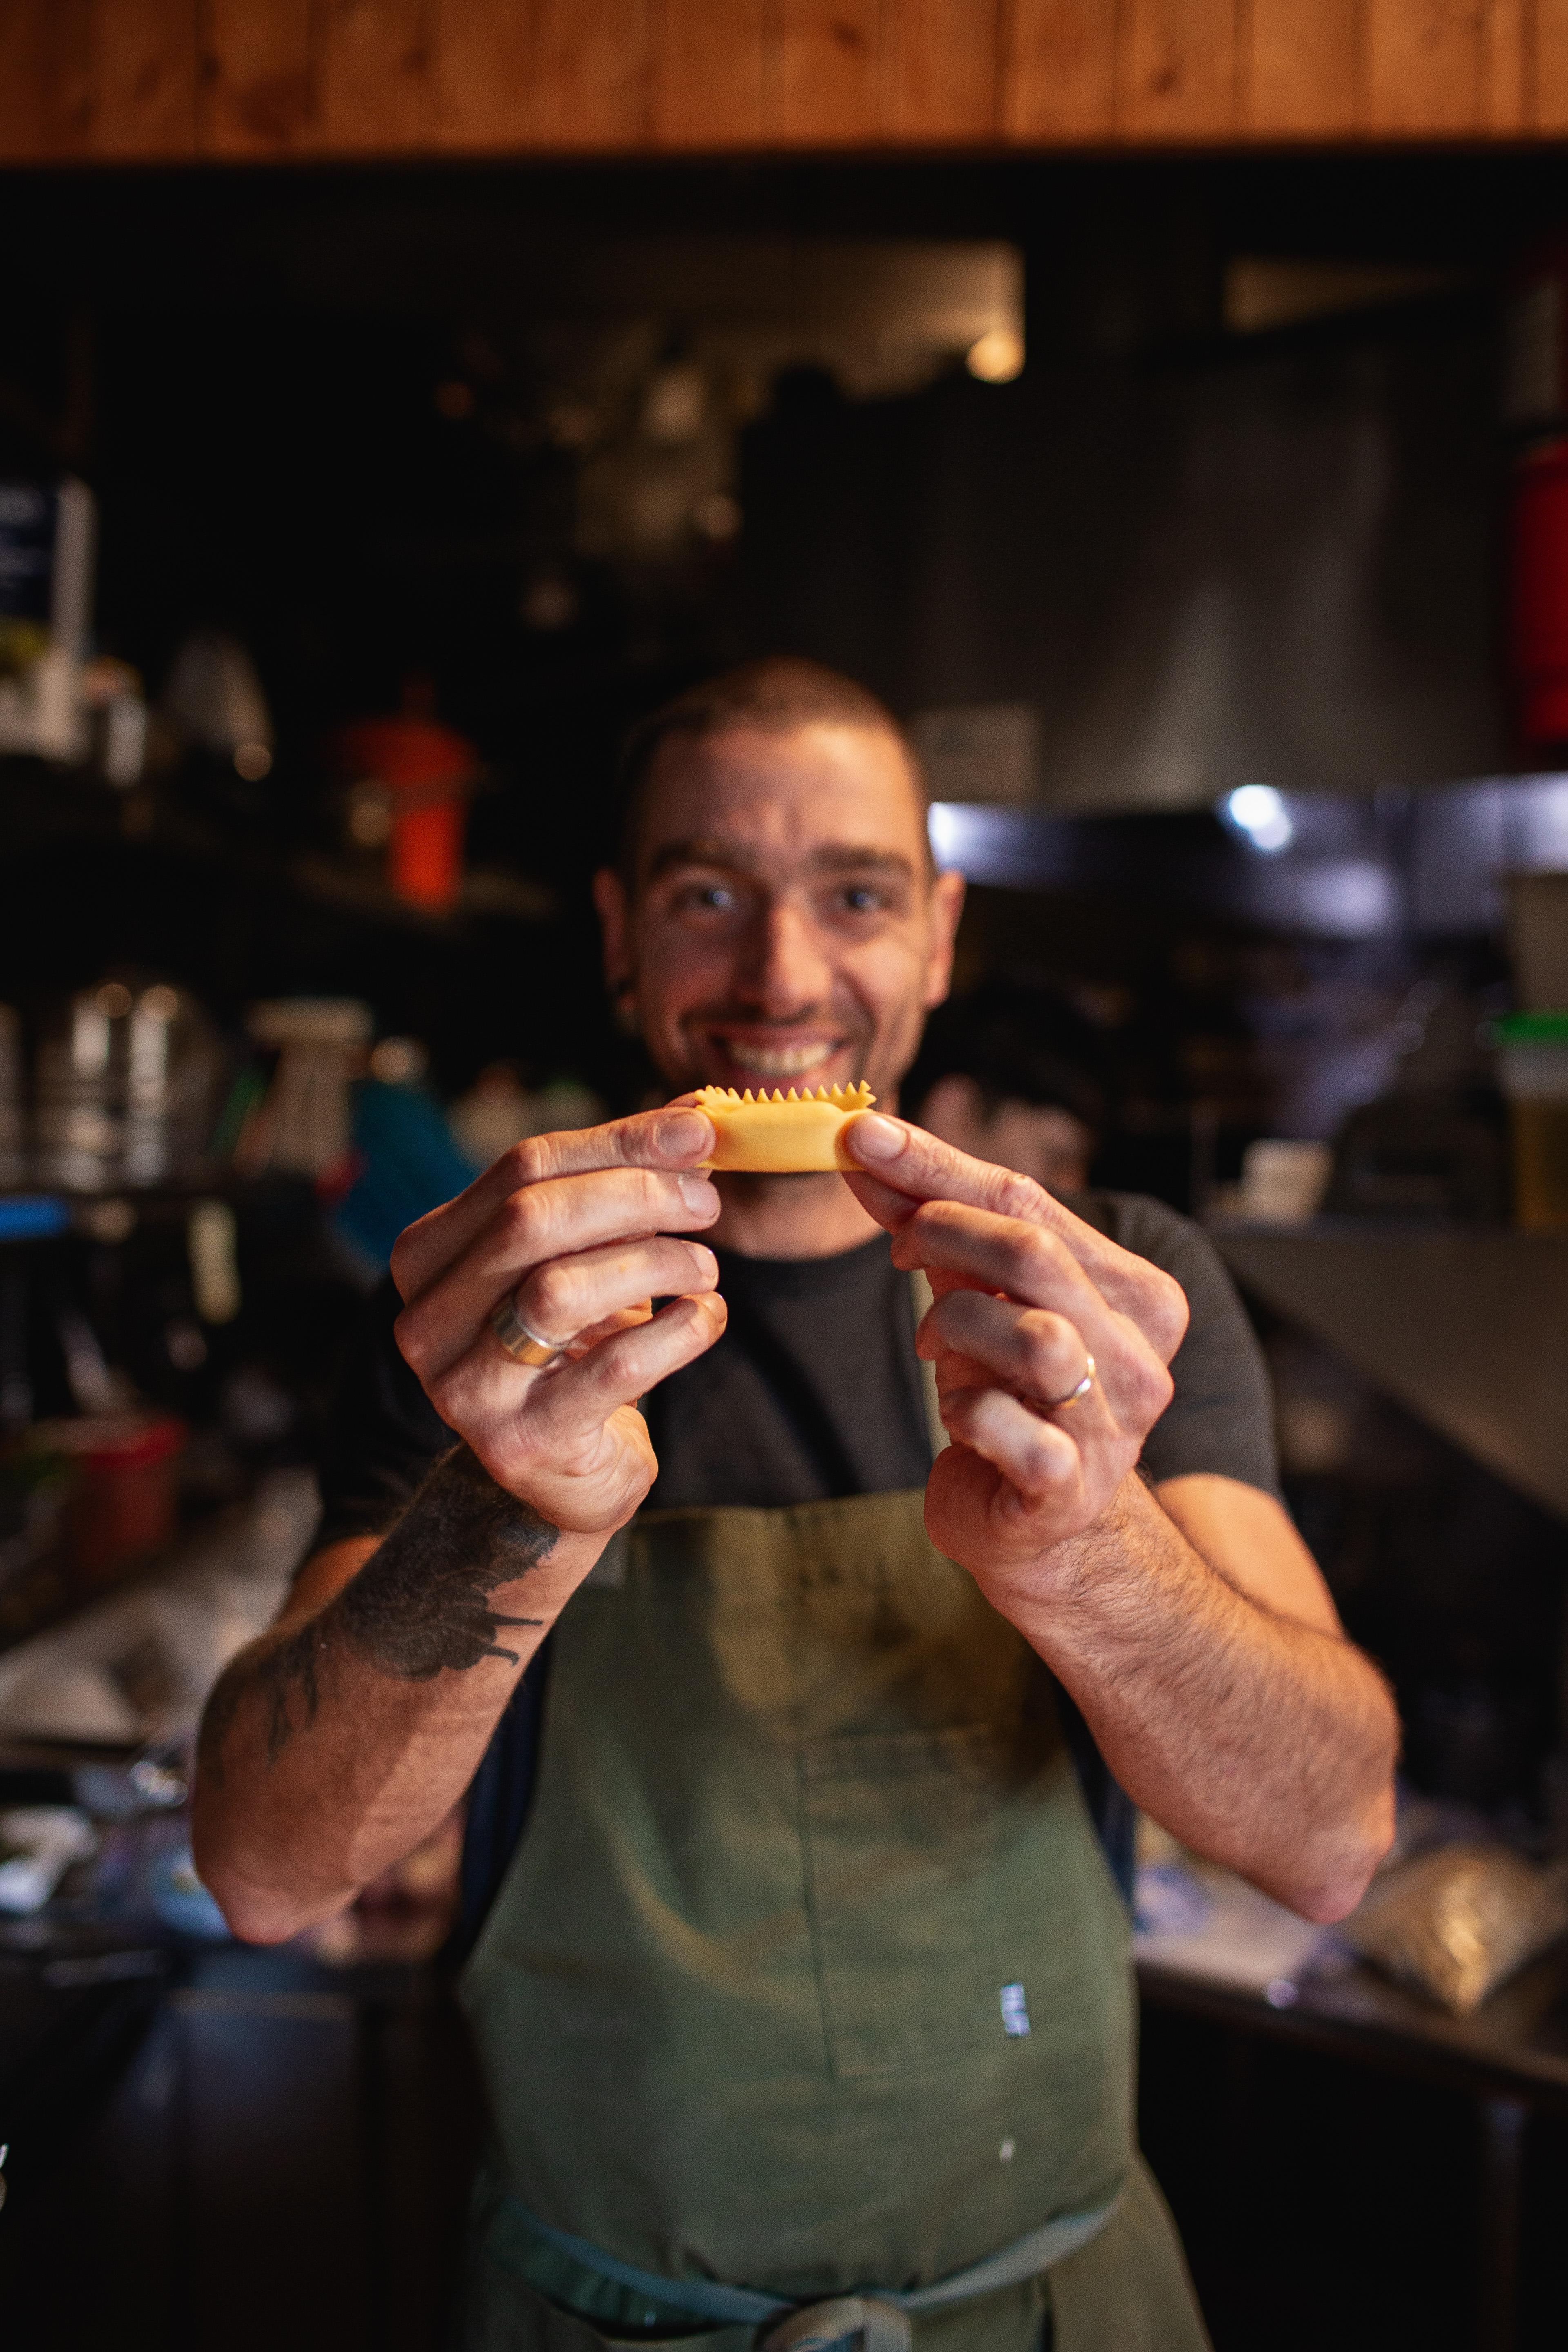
[904,981,1106,1136]
[611,657,925,882]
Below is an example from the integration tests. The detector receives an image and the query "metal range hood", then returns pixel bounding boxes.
[1214,1228,1568,1525]
[927,772,1568,943]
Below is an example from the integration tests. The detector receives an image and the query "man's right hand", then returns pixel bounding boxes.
[390,1105,726,1539]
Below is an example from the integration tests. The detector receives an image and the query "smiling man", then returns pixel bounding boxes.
[194,659,1397,2352]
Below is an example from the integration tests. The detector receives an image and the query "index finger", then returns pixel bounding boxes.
[842,1111,1187,1354]
[391,1103,714,1305]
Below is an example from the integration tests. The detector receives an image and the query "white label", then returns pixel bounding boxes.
[999,1982,1031,2037]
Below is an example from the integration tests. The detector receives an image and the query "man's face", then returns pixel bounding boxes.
[594,722,965,1107]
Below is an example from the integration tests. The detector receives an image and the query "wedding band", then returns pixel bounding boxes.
[1047,1354,1095,1410]
[490,1296,568,1368]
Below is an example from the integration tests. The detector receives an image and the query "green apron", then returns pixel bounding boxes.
[455,1489,1211,2352]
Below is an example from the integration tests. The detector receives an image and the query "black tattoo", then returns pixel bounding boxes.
[198,1447,556,1778]
[337,1444,555,1680]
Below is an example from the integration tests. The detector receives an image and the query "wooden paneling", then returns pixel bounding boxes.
[1000,0,1118,139]
[433,0,535,148]
[8,0,1568,165]
[1245,0,1359,137]
[773,0,883,143]
[321,0,433,151]
[93,0,199,158]
[197,0,321,156]
[53,0,100,155]
[1119,0,1238,139]
[882,0,1000,139]
[1364,0,1485,132]
[530,0,650,149]
[1483,0,1530,127]
[653,0,766,147]
[0,0,96,162]
[1537,0,1568,128]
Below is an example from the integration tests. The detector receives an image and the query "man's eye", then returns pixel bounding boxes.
[677,882,738,913]
[839,885,883,913]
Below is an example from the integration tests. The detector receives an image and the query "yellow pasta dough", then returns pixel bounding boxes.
[693,1081,876,1172]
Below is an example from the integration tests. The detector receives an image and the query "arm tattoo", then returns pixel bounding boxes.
[337,1443,555,1679]
[201,1447,557,1778]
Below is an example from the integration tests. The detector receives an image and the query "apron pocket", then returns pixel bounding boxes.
[801,1726,1053,2079]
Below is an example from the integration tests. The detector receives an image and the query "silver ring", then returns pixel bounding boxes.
[490,1295,568,1368]
[1046,1353,1095,1410]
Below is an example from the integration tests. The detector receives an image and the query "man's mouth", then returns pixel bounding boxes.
[706,1034,846,1083]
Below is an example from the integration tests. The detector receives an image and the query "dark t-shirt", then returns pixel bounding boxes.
[312,1193,1278,1942]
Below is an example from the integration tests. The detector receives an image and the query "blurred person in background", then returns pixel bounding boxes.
[195,660,1397,2352]
[906,981,1106,1198]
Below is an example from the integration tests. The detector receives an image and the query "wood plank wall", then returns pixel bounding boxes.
[1,0,1566,164]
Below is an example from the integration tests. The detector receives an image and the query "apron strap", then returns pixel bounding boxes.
[492,2186,1123,2339]
[759,2296,911,2352]
[909,1270,947,1461]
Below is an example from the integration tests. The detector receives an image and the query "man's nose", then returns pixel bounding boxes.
[739,900,834,1014]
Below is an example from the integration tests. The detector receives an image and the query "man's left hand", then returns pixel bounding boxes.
[844,1112,1188,1579]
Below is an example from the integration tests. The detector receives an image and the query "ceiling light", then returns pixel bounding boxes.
[965,326,1025,384]
[1223,784,1294,854]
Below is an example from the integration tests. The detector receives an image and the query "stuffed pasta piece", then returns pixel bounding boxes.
[693,1082,876,1172]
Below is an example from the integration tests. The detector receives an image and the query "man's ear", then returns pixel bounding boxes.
[921,868,967,1011]
[592,866,630,998]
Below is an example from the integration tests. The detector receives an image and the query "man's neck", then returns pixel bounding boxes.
[708,1170,882,1260]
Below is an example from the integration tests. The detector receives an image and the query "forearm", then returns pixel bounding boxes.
[991,1475,1398,1920]
[193,1446,601,1941]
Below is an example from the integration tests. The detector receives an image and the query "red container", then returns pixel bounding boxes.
[1510,437,1568,753]
[32,1414,187,1591]
[331,716,478,913]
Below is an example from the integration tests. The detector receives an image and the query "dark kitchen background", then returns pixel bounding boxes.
[4,108,1568,2352]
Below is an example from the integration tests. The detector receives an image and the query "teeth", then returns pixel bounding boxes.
[724,1039,838,1079]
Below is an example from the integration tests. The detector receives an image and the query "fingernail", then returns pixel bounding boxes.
[690,1243,717,1275]
[678,1172,718,1213]
[657,1109,710,1156]
[851,1112,906,1160]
